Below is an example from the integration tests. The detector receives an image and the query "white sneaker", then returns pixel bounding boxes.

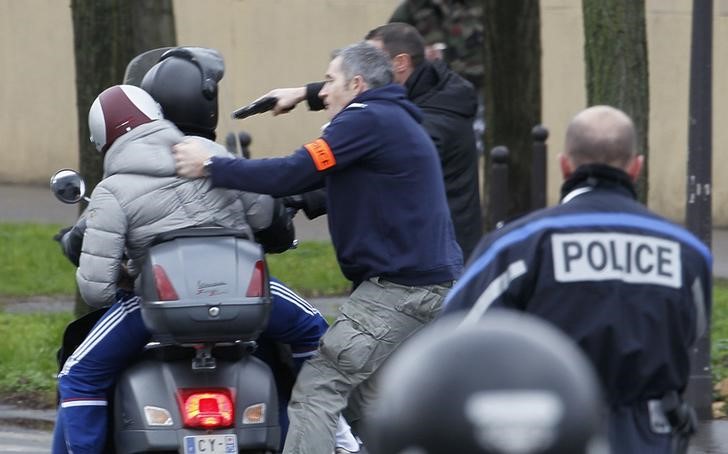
[334,448,360,454]
[334,414,360,453]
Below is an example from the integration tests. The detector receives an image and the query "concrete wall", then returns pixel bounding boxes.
[0,0,398,185]
[0,0,78,182]
[2,0,728,225]
[541,0,728,224]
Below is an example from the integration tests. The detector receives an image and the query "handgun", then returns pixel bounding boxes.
[231,96,278,119]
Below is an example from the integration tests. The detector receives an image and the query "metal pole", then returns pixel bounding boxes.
[531,125,549,211]
[685,0,713,421]
[489,146,510,229]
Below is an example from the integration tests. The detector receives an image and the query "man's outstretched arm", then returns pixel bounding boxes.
[258,82,325,115]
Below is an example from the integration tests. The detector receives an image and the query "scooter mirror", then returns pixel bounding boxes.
[50,169,87,204]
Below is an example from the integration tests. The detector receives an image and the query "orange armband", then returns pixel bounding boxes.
[304,138,336,171]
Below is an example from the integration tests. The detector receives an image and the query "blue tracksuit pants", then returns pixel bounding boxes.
[52,278,327,454]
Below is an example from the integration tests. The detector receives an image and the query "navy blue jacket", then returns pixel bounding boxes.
[305,61,482,260]
[441,164,712,406]
[209,84,463,286]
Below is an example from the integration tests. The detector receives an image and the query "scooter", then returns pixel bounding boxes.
[50,169,282,454]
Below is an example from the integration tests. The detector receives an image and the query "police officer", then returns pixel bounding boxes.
[174,42,462,454]
[262,23,482,260]
[367,311,608,454]
[441,105,711,453]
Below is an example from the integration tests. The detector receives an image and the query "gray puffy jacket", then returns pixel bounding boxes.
[77,120,274,307]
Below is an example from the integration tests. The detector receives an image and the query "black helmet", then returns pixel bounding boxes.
[367,311,608,454]
[140,47,224,140]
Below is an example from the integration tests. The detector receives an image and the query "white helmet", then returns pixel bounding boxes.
[88,84,163,153]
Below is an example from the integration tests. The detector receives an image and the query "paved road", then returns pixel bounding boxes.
[0,413,726,453]
[0,427,53,454]
[0,405,54,453]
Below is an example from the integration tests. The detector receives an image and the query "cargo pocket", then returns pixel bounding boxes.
[320,304,391,374]
[394,286,444,324]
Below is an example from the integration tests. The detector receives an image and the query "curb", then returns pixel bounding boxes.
[0,404,56,431]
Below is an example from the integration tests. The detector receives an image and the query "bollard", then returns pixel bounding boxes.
[531,125,549,211]
[238,132,252,159]
[224,132,239,156]
[224,131,252,158]
[489,146,509,229]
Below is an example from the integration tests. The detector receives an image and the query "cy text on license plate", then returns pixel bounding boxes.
[184,434,237,453]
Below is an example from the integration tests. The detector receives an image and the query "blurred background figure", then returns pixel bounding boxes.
[367,311,608,454]
[390,0,485,154]
[225,131,252,159]
[390,0,483,90]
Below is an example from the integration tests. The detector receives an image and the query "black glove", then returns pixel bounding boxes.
[281,195,306,211]
[53,226,73,243]
[280,189,328,220]
[55,219,87,267]
[254,199,296,254]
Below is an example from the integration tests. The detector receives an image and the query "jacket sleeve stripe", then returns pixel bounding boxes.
[459,260,527,327]
[691,277,709,341]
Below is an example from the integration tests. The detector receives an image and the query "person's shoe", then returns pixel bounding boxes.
[334,448,360,454]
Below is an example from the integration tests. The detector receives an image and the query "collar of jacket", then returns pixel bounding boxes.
[559,163,638,202]
[341,83,422,123]
[404,60,477,117]
[404,60,440,100]
[354,82,407,102]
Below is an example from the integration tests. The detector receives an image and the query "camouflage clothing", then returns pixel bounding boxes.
[390,0,484,88]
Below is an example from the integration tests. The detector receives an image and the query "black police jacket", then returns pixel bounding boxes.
[441,164,712,405]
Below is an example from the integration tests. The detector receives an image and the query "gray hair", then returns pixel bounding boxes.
[333,42,394,89]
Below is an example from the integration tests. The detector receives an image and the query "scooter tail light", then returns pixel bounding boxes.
[177,388,235,429]
[153,264,179,301]
[245,260,267,297]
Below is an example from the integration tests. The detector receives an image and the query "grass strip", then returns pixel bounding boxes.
[0,223,76,296]
[0,311,73,407]
[0,223,349,298]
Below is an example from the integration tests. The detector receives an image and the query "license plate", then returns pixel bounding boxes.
[183,434,238,453]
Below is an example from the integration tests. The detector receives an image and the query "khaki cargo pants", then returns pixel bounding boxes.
[282,277,452,454]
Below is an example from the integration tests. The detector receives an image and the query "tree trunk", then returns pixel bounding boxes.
[481,1,542,229]
[582,0,649,202]
[71,0,175,316]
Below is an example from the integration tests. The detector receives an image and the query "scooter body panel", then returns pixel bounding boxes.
[114,347,280,453]
[138,231,272,345]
